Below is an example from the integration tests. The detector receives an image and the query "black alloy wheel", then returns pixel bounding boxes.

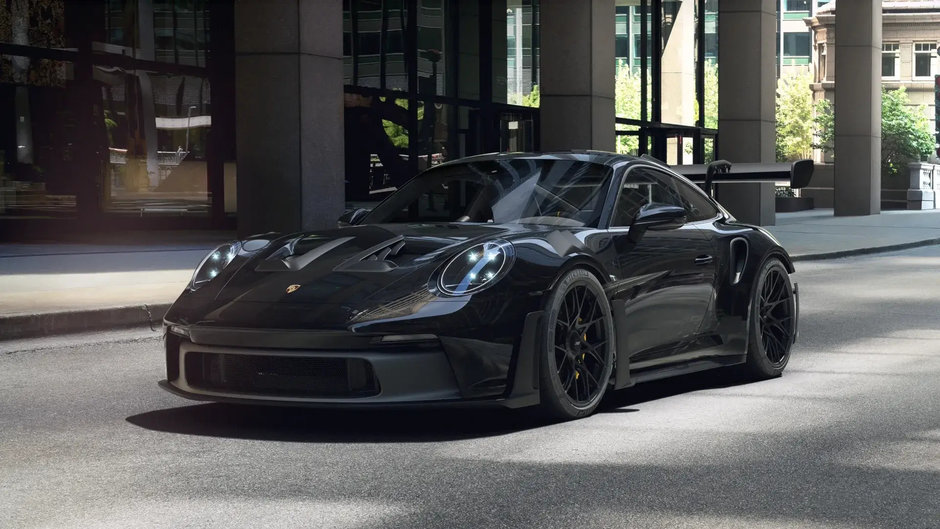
[745,258,796,378]
[539,268,615,420]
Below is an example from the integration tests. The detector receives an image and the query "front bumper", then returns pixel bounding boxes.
[160,313,543,409]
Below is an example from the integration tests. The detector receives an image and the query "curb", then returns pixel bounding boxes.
[0,303,171,341]
[791,237,940,262]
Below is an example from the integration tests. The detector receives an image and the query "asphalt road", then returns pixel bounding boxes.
[2,247,939,529]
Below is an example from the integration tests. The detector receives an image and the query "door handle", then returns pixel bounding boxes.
[694,255,714,265]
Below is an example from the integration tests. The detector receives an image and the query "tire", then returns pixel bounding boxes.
[538,268,616,420]
[744,257,796,379]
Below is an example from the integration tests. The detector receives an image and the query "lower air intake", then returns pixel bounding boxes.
[184,352,380,398]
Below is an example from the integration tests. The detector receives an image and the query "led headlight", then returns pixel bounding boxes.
[190,242,240,290]
[437,239,514,296]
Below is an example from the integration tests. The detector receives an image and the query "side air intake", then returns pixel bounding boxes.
[730,237,749,286]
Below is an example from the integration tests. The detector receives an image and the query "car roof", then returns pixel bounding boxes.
[436,150,649,169]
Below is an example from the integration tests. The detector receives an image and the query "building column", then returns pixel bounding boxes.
[234,0,345,235]
[539,0,615,151]
[834,0,881,216]
[717,0,776,226]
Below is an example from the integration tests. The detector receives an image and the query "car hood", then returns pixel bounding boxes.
[215,223,511,307]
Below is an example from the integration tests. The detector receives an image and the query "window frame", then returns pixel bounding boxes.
[671,174,722,223]
[913,42,935,80]
[608,164,688,229]
[882,42,900,79]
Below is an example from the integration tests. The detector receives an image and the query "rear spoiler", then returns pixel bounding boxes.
[668,158,815,195]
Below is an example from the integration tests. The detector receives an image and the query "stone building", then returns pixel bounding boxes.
[802,0,939,208]
[807,0,939,127]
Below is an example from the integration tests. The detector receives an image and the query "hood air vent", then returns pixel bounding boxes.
[256,236,354,272]
[334,236,406,272]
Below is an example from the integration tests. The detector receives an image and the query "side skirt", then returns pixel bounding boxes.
[630,355,746,385]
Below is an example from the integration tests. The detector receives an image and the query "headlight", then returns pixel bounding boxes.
[436,240,514,296]
[190,242,240,290]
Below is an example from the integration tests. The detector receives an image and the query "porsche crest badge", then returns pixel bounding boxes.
[286,284,301,294]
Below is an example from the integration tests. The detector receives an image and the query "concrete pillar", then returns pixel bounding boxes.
[234,0,345,235]
[834,0,882,216]
[717,0,776,226]
[539,0,615,151]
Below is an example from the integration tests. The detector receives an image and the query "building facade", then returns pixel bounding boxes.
[0,0,891,238]
[806,0,939,125]
[778,0,831,75]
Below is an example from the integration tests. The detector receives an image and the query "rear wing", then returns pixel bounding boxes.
[668,158,815,195]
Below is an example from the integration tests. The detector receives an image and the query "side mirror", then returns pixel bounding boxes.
[632,203,687,231]
[338,207,370,227]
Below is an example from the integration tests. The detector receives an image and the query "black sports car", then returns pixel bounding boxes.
[160,152,799,420]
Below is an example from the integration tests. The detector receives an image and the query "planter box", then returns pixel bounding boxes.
[775,196,814,212]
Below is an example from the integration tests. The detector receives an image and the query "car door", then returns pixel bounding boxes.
[671,174,724,345]
[607,165,716,369]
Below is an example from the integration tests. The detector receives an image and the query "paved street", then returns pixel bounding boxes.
[2,247,939,529]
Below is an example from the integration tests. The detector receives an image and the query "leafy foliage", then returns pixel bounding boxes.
[814,87,935,186]
[509,85,540,108]
[614,67,644,155]
[775,70,814,162]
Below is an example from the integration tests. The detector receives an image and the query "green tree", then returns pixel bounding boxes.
[615,67,643,154]
[775,69,814,161]
[814,87,935,187]
[509,85,540,107]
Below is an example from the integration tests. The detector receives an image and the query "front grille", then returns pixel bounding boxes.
[184,351,380,398]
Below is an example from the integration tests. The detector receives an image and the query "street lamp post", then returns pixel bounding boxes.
[185,105,197,154]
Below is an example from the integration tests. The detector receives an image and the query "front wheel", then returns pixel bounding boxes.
[538,268,615,420]
[744,257,796,379]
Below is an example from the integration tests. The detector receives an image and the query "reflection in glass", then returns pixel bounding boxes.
[97,66,210,215]
[97,0,210,66]
[344,93,412,201]
[343,0,410,92]
[365,159,611,227]
[505,0,538,107]
[0,55,77,217]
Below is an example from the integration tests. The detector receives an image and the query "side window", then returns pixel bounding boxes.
[673,177,720,222]
[611,167,684,227]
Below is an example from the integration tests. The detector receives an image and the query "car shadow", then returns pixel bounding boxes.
[127,367,749,443]
[126,403,549,443]
[600,365,748,412]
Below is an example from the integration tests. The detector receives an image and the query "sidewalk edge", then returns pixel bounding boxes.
[0,304,170,341]
[791,237,940,262]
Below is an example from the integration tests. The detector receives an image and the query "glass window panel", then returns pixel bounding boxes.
[882,55,896,77]
[0,55,77,218]
[783,32,810,57]
[98,67,210,216]
[915,53,931,78]
[882,44,899,78]
[343,93,412,201]
[785,0,810,12]
[504,0,538,106]
[0,0,67,48]
[343,0,410,92]
[612,167,684,227]
[661,0,697,126]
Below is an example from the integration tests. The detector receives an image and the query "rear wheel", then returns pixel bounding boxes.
[538,268,615,420]
[744,257,796,378]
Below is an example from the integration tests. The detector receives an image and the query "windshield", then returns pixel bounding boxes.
[363,159,613,227]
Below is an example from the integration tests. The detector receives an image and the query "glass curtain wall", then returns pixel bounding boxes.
[343,0,539,204]
[614,0,717,164]
[0,0,233,236]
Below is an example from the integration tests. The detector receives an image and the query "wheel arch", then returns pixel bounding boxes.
[546,255,609,292]
[765,247,796,274]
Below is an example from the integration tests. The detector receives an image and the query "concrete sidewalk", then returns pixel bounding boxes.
[0,233,232,340]
[3,209,940,340]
